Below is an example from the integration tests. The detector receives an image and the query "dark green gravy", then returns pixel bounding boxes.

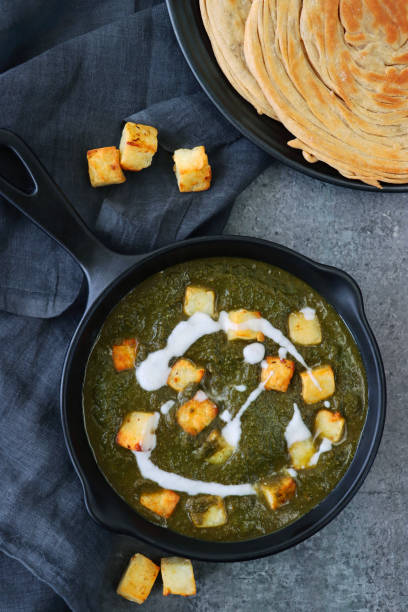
[83,258,367,541]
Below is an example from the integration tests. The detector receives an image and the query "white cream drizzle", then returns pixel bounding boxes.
[287,468,298,478]
[324,400,331,408]
[278,347,288,360]
[243,342,265,364]
[284,404,312,449]
[234,384,247,392]
[160,400,175,415]
[134,451,255,497]
[221,377,270,448]
[220,409,232,423]
[300,307,316,320]
[309,438,332,466]
[136,311,319,391]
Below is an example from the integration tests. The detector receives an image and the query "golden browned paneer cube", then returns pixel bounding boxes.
[288,310,322,345]
[288,438,316,470]
[315,409,345,443]
[188,495,227,528]
[227,309,265,342]
[177,392,217,436]
[116,553,159,604]
[261,356,295,392]
[119,122,158,171]
[140,489,180,518]
[112,338,138,372]
[301,365,335,404]
[116,411,159,451]
[183,285,215,317]
[173,146,212,192]
[205,429,234,464]
[259,475,296,510]
[87,146,126,187]
[161,557,196,597]
[167,358,205,392]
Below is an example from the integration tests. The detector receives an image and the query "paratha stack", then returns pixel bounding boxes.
[201,0,408,187]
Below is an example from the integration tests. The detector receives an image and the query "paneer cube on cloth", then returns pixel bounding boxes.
[173,146,212,192]
[87,146,126,187]
[119,122,158,171]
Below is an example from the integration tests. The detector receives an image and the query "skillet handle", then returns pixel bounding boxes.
[0,129,139,307]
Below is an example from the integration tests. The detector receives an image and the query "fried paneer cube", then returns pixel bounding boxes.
[161,557,196,597]
[288,310,322,345]
[301,365,335,404]
[173,146,212,192]
[87,146,126,187]
[205,429,234,464]
[140,489,180,518]
[288,438,316,470]
[116,411,159,451]
[258,475,296,510]
[119,122,158,171]
[177,392,217,436]
[261,356,295,392]
[112,338,138,372]
[116,553,159,604]
[226,309,265,342]
[315,409,345,443]
[183,285,215,317]
[167,358,205,392]
[188,495,227,528]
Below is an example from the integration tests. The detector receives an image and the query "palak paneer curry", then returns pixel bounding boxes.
[83,258,367,541]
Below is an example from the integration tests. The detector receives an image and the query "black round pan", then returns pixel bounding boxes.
[166,0,408,193]
[0,129,386,561]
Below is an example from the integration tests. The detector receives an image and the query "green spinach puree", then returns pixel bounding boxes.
[83,257,367,541]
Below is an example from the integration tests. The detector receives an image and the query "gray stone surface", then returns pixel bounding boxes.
[100,161,408,612]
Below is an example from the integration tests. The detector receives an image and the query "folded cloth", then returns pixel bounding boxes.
[0,1,269,610]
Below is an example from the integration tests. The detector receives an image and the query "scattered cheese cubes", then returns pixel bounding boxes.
[167,358,205,392]
[288,310,322,345]
[301,365,335,404]
[227,309,265,342]
[205,429,234,464]
[258,475,296,510]
[183,285,215,317]
[173,146,212,192]
[288,438,316,470]
[261,356,295,392]
[315,409,345,443]
[116,411,159,451]
[188,495,227,528]
[112,338,138,372]
[140,489,180,518]
[87,146,126,187]
[177,392,218,436]
[161,557,196,597]
[116,553,159,604]
[119,122,158,171]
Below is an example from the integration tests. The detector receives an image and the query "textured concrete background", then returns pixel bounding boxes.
[101,162,408,612]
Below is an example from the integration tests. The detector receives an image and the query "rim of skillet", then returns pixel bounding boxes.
[60,235,386,562]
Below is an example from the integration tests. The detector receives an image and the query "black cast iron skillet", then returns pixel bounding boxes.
[166,0,408,193]
[0,129,386,561]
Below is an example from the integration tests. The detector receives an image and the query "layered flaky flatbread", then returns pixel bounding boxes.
[200,0,278,119]
[244,0,408,187]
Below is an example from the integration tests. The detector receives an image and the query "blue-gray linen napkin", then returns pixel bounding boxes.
[0,1,269,610]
